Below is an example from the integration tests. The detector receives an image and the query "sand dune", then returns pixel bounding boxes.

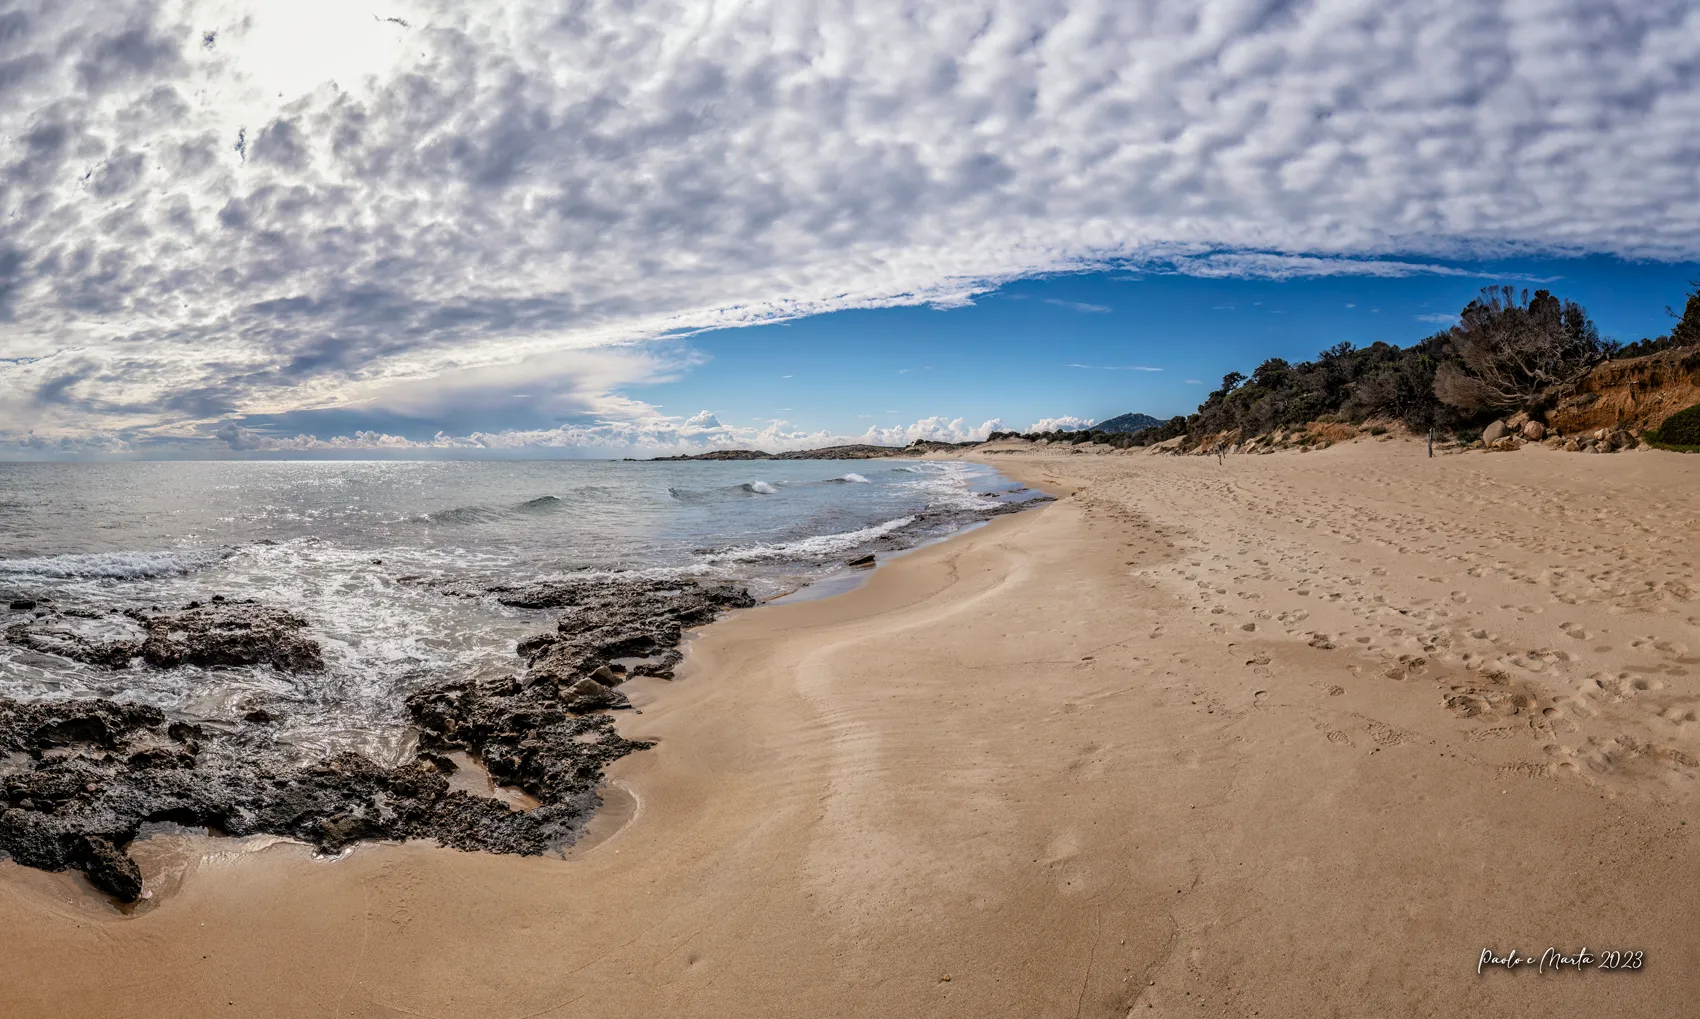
[3,437,1697,1017]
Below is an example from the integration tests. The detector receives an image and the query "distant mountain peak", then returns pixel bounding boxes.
[1094,412,1162,433]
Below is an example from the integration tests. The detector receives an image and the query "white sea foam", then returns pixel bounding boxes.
[897,460,991,512]
[0,458,1025,755]
[0,547,240,580]
[705,516,916,563]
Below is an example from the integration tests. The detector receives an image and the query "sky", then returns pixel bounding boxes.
[2,0,1699,458]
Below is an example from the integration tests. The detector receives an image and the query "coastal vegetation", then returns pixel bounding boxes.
[1649,400,1700,451]
[992,282,1700,450]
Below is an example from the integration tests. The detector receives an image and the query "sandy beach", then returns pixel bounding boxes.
[4,437,1698,1017]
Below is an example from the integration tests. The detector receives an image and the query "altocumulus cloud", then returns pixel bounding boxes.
[3,0,1699,454]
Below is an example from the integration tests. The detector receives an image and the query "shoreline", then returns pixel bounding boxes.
[5,437,1699,1016]
[0,458,1046,902]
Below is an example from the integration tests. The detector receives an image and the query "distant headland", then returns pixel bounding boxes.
[645,440,978,461]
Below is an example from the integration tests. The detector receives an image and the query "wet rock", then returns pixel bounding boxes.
[136,600,323,672]
[5,615,143,668]
[9,599,35,611]
[166,721,204,743]
[6,599,322,674]
[498,578,754,688]
[73,836,144,901]
[847,554,876,568]
[563,678,625,713]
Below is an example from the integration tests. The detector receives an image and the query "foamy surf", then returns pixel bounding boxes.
[0,546,240,580]
[0,457,1042,755]
[704,516,917,564]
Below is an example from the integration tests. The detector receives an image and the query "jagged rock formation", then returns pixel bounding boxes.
[0,579,759,902]
[5,597,322,673]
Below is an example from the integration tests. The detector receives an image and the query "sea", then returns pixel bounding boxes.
[0,459,1037,760]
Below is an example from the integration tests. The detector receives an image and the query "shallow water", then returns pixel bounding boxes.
[0,459,1034,759]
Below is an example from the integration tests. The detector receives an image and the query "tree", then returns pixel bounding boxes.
[1433,287,1605,413]
[1670,280,1700,349]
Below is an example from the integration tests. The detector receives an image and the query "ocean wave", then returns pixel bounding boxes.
[825,473,870,484]
[703,516,915,564]
[422,505,502,525]
[740,481,779,495]
[515,495,564,512]
[0,546,240,581]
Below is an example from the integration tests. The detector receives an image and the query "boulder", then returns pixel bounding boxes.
[846,554,876,568]
[1507,411,1531,429]
[74,836,145,901]
[1521,420,1547,441]
[6,600,322,673]
[562,678,625,713]
[138,600,322,672]
[1481,420,1509,444]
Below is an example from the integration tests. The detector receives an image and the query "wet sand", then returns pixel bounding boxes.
[3,437,1698,1017]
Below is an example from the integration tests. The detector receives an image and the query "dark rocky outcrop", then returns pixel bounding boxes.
[4,598,322,673]
[493,577,756,688]
[0,578,759,902]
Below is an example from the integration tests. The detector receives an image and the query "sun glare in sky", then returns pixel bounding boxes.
[200,0,418,112]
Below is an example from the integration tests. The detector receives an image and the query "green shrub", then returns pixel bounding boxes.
[1367,425,1388,436]
[1653,401,1700,448]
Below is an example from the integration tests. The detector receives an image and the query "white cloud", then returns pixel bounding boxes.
[161,410,1000,457]
[3,0,1699,450]
[1027,416,1094,432]
[1063,363,1162,371]
[856,416,1002,446]
[1414,312,1461,324]
[1044,299,1111,313]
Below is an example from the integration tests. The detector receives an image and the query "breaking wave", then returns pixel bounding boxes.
[703,516,916,564]
[0,547,240,581]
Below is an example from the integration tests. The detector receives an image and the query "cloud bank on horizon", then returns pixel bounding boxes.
[3,0,1698,455]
